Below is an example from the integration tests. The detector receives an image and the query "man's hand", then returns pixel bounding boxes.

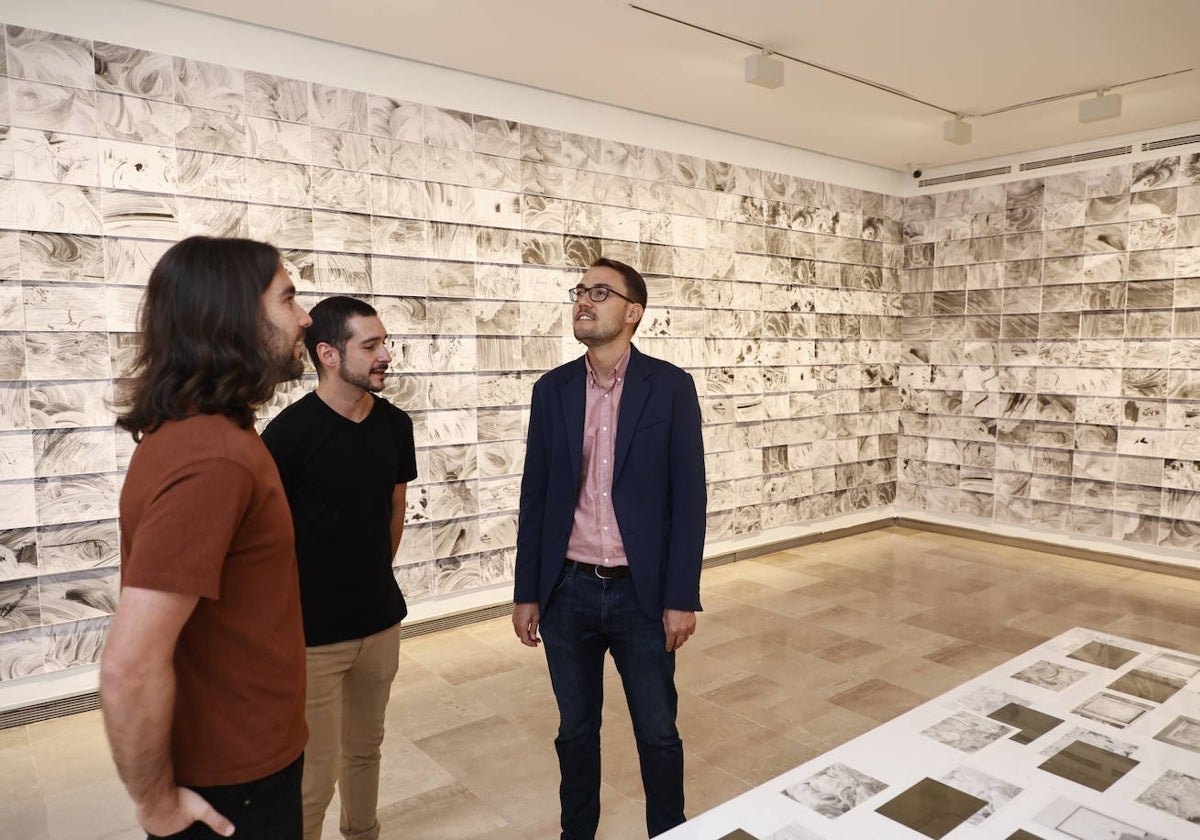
[513,602,541,647]
[138,787,233,838]
[662,609,696,652]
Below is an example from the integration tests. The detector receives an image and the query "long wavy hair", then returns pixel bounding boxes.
[115,236,283,440]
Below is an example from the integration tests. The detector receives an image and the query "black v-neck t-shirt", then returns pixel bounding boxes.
[263,392,417,646]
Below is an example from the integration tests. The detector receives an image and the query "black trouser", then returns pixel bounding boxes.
[149,755,303,839]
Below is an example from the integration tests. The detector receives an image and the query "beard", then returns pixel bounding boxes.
[573,317,622,347]
[262,318,305,383]
[339,358,385,393]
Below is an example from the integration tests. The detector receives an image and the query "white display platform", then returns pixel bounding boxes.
[662,628,1200,839]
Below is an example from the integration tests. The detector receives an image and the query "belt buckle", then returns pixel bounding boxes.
[593,563,614,579]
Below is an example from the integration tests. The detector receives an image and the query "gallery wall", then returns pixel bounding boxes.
[0,19,903,695]
[897,162,1200,553]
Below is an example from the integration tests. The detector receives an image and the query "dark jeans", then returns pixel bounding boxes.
[149,755,303,840]
[539,563,685,840]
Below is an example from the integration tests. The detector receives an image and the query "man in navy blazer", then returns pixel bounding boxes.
[513,257,706,839]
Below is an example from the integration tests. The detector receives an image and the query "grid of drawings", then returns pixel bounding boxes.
[0,24,904,685]
[898,162,1200,552]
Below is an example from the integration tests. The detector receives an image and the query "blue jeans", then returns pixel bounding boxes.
[539,562,685,839]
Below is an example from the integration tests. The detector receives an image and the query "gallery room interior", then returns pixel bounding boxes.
[1,0,1200,837]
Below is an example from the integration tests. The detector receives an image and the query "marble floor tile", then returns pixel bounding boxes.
[872,654,976,699]
[813,637,890,666]
[412,715,557,826]
[0,725,41,828]
[696,726,818,789]
[923,639,1015,673]
[385,660,494,743]
[828,677,927,722]
[42,776,136,840]
[26,709,119,792]
[377,784,509,838]
[697,673,798,729]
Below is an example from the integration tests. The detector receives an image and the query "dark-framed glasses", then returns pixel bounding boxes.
[568,284,636,304]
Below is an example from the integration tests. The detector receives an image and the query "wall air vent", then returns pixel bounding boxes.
[0,692,100,731]
[1019,145,1132,171]
[918,173,964,187]
[1142,133,1200,151]
[1072,144,1132,163]
[961,165,1011,181]
[1019,155,1073,171]
[918,165,1011,188]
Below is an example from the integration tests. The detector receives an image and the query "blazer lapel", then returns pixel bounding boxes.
[560,358,587,486]
[614,346,651,483]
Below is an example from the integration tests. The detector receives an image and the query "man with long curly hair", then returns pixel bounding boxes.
[101,236,313,840]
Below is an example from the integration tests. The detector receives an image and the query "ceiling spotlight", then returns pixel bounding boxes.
[745,49,784,89]
[1078,89,1122,123]
[943,115,972,145]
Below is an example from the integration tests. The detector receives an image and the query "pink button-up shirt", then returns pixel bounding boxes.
[566,348,630,567]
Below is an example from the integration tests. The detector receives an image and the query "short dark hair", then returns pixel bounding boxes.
[590,257,647,307]
[590,257,647,333]
[305,295,378,370]
[115,236,284,439]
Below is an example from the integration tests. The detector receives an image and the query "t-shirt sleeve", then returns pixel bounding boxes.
[123,458,256,600]
[391,409,418,484]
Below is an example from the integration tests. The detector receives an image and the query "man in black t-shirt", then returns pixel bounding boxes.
[262,296,417,840]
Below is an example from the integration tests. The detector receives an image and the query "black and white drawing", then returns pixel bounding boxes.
[1153,716,1200,753]
[38,567,119,624]
[35,519,119,574]
[1142,652,1200,680]
[1011,660,1088,691]
[1073,692,1155,729]
[919,711,1015,753]
[0,527,37,582]
[781,763,888,819]
[1036,799,1166,840]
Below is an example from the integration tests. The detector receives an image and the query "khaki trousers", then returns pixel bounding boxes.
[302,624,401,840]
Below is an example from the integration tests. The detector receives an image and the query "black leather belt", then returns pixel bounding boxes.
[564,559,631,579]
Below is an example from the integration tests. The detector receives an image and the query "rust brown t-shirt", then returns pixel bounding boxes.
[120,413,307,787]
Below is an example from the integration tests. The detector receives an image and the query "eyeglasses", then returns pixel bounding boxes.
[568,284,637,304]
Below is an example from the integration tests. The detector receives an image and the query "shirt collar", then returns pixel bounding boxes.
[584,346,632,389]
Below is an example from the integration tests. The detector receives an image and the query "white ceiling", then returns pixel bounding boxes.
[155,0,1200,173]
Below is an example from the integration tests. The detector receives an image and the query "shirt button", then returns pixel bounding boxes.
[602,426,608,431]
[603,558,609,564]
[602,459,608,464]
[603,526,608,531]
[602,491,608,497]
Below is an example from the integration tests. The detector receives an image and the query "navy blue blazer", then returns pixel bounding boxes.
[515,345,707,620]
